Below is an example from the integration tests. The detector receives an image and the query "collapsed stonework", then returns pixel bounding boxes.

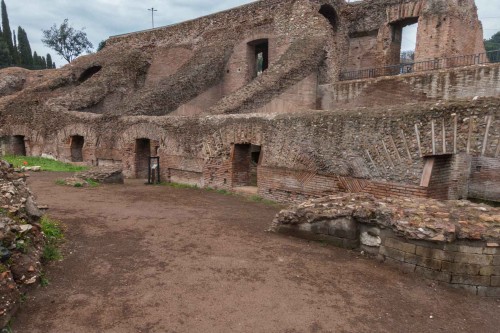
[0,1,497,201]
[0,161,46,326]
[271,193,500,296]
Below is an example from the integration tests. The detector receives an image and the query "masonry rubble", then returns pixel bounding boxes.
[0,160,46,327]
[271,193,500,296]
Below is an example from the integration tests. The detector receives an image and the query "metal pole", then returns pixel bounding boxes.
[148,7,158,28]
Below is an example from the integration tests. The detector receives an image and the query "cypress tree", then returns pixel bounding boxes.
[41,56,46,69]
[46,53,53,69]
[0,34,11,67]
[1,0,14,63]
[17,27,33,68]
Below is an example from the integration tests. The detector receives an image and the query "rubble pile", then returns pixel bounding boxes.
[271,193,500,242]
[0,160,46,327]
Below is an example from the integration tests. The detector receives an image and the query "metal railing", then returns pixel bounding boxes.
[339,49,500,81]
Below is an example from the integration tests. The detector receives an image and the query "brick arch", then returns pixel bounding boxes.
[54,124,99,163]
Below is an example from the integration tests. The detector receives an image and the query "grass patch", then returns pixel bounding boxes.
[3,155,88,172]
[41,216,64,262]
[55,179,66,186]
[248,195,278,206]
[205,187,231,195]
[39,273,49,287]
[86,179,99,187]
[159,182,198,189]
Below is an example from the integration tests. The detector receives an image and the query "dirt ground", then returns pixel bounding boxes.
[10,172,500,333]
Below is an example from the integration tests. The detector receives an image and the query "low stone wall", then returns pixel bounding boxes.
[272,193,500,297]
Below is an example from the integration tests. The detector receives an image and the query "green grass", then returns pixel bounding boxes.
[3,155,88,172]
[55,179,66,186]
[159,182,198,189]
[205,187,231,195]
[39,273,49,287]
[41,216,64,262]
[86,179,99,187]
[248,195,278,206]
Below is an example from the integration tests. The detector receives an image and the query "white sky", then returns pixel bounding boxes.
[5,0,500,67]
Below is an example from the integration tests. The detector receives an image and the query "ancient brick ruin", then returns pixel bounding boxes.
[0,0,499,296]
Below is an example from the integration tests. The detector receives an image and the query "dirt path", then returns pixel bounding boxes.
[11,172,500,333]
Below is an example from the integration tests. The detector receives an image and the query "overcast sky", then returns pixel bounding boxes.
[6,0,500,67]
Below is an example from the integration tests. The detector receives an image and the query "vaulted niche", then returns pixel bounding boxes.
[78,65,102,83]
[70,135,84,162]
[248,39,269,79]
[319,4,338,31]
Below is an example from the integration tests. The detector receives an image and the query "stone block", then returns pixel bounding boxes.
[342,238,359,250]
[493,255,500,266]
[310,222,329,235]
[483,247,498,255]
[379,246,405,262]
[441,261,481,275]
[454,245,484,254]
[453,253,492,266]
[385,257,416,274]
[327,218,357,239]
[479,266,500,276]
[451,274,490,286]
[416,246,454,261]
[415,257,442,270]
[477,286,500,297]
[415,266,451,283]
[384,237,416,254]
[447,283,478,295]
[491,276,500,287]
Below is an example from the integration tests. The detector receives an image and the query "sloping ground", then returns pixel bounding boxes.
[10,172,500,333]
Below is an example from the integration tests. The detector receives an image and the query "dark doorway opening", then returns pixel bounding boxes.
[70,135,84,162]
[319,4,338,31]
[248,39,269,78]
[232,144,261,187]
[12,135,26,156]
[135,138,151,179]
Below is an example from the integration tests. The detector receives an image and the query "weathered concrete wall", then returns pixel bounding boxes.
[320,63,500,109]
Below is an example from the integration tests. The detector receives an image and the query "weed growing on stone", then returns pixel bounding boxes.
[3,155,88,172]
[73,182,83,188]
[55,179,66,186]
[41,216,64,262]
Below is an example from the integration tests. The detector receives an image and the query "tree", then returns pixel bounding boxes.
[46,53,53,69]
[97,40,106,51]
[1,0,14,63]
[17,27,33,68]
[42,19,93,63]
[484,31,500,52]
[0,35,11,67]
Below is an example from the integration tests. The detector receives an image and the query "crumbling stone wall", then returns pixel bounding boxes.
[272,193,500,297]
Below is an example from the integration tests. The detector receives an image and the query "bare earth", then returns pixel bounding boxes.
[11,172,500,333]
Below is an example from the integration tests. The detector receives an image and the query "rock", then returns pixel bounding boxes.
[75,166,124,184]
[18,224,32,233]
[360,232,381,247]
[25,196,42,219]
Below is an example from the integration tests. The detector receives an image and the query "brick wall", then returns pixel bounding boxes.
[320,63,500,110]
[469,156,500,202]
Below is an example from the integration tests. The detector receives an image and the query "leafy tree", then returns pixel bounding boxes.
[1,0,14,63]
[97,40,106,51]
[17,27,33,68]
[42,19,93,63]
[484,31,500,52]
